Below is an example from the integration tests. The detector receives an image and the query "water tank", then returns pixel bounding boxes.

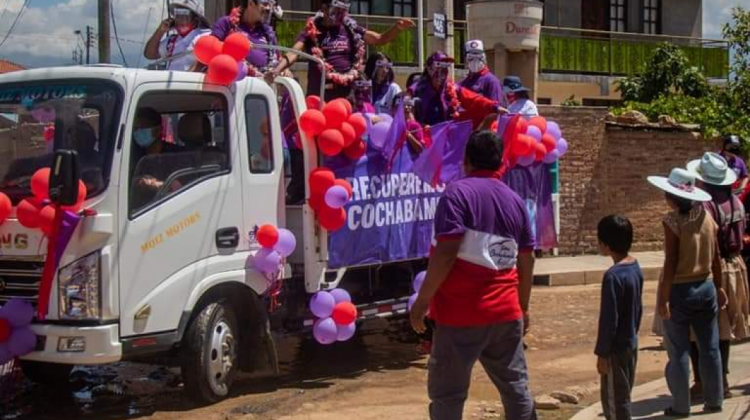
[467,0,544,51]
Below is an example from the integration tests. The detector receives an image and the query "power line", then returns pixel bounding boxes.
[0,0,30,51]
[110,0,128,66]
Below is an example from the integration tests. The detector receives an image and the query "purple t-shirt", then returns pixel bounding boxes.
[295,20,366,95]
[728,155,749,180]
[408,80,448,126]
[212,16,278,71]
[459,70,504,105]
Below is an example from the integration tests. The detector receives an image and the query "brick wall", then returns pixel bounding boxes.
[539,106,711,255]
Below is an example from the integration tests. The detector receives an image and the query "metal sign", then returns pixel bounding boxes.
[434,13,447,39]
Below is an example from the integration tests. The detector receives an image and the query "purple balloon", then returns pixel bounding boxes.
[330,288,352,304]
[413,271,426,293]
[313,317,338,345]
[324,185,350,209]
[526,125,543,142]
[7,328,35,356]
[235,61,248,82]
[310,291,336,318]
[517,154,536,167]
[543,149,560,164]
[546,122,562,141]
[557,138,569,156]
[408,293,418,311]
[254,248,282,273]
[1,299,34,328]
[336,322,356,342]
[274,228,297,258]
[369,121,391,149]
[0,345,12,365]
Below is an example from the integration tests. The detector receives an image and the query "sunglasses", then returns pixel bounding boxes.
[330,0,351,11]
[431,61,452,69]
[376,61,393,69]
[173,8,192,17]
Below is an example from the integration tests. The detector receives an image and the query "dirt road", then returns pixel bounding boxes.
[3,283,666,420]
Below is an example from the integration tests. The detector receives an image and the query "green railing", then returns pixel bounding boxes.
[540,27,729,79]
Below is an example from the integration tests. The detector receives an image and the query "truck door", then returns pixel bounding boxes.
[118,83,245,337]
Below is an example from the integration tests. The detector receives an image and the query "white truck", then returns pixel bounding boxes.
[0,65,425,402]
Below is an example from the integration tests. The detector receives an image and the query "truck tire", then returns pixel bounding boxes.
[20,361,73,386]
[180,301,239,404]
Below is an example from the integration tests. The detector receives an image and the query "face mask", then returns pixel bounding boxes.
[134,128,156,149]
[467,57,485,74]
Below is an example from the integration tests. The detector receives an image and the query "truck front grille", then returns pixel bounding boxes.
[0,259,45,309]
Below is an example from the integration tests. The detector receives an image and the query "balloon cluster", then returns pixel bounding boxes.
[253,224,297,275]
[308,168,353,232]
[8,168,87,236]
[309,289,358,345]
[0,299,35,365]
[408,271,426,311]
[506,117,569,167]
[194,34,253,86]
[299,96,368,161]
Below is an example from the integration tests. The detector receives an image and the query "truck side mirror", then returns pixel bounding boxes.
[49,150,81,206]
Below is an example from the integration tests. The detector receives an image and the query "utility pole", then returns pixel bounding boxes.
[98,0,111,64]
[75,27,94,65]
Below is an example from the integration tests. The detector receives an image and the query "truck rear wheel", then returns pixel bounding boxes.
[20,361,73,386]
[180,301,239,404]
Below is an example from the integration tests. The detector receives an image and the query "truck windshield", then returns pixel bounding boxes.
[0,80,122,203]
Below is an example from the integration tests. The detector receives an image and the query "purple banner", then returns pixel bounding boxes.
[503,163,558,250]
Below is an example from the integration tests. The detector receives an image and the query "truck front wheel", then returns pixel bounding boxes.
[180,301,239,404]
[20,361,73,385]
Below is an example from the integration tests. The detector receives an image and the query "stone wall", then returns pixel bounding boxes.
[539,105,711,255]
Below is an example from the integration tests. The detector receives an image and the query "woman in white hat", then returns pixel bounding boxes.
[648,168,725,417]
[143,0,211,72]
[686,152,750,399]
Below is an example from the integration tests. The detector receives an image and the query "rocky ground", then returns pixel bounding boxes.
[2,282,667,420]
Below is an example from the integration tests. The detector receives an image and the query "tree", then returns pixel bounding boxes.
[723,7,750,114]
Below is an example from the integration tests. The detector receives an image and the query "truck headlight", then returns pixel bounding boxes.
[58,251,101,320]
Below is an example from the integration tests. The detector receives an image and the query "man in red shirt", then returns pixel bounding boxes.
[411,130,537,420]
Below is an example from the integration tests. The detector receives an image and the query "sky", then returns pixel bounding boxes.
[0,0,747,68]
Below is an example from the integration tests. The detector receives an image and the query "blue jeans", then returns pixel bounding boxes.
[663,280,723,413]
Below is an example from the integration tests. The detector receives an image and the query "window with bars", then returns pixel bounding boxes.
[350,0,369,15]
[393,0,415,17]
[610,0,626,32]
[643,0,660,34]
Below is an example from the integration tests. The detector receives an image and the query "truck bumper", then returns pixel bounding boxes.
[20,323,122,365]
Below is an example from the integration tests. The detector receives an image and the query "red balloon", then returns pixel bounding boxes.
[0,192,11,225]
[0,318,10,343]
[331,301,357,326]
[318,206,347,231]
[339,122,356,148]
[512,134,533,157]
[309,168,335,195]
[306,95,322,110]
[194,35,223,65]
[62,181,87,212]
[16,198,42,229]
[333,179,353,199]
[541,134,557,153]
[222,33,252,61]
[299,109,327,138]
[332,98,353,117]
[309,194,324,211]
[344,139,366,161]
[323,102,348,130]
[534,142,547,161]
[257,224,279,248]
[516,118,529,134]
[39,205,57,236]
[348,113,367,138]
[317,129,345,156]
[31,167,51,200]
[206,54,239,86]
[529,116,548,134]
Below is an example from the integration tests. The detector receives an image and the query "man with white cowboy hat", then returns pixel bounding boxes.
[687,152,738,189]
[144,0,211,72]
[459,40,505,105]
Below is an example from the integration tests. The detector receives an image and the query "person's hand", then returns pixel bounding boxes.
[479,113,499,131]
[658,301,671,320]
[370,116,384,124]
[410,297,429,334]
[597,356,610,376]
[718,288,729,310]
[406,132,424,154]
[496,106,509,115]
[523,312,530,336]
[264,70,278,85]
[158,19,173,33]
[396,18,415,31]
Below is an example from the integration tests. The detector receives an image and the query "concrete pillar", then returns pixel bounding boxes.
[426,0,453,56]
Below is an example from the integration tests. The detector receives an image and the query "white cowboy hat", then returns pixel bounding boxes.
[647,168,712,202]
[686,152,738,186]
[169,0,209,27]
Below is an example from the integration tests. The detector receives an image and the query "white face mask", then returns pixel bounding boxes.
[466,53,486,74]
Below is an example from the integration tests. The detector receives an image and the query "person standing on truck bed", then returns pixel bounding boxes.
[143,0,211,71]
[411,130,538,420]
[266,0,415,100]
[212,0,281,78]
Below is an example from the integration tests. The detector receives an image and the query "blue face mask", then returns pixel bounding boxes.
[134,128,156,149]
